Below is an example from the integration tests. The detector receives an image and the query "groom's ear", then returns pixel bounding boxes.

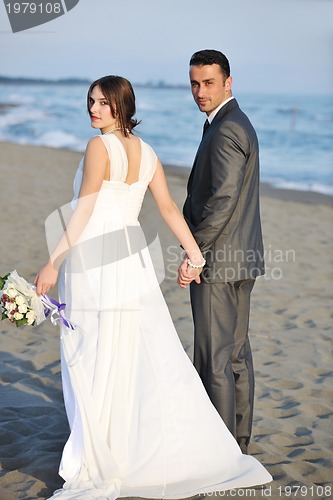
[225,76,232,91]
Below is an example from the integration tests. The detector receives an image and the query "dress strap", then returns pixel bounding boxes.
[98,134,128,182]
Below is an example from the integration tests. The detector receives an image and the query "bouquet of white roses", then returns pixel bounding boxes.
[1,270,83,366]
[1,269,76,330]
[0,270,45,327]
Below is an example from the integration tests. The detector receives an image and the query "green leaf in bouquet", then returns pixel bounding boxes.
[0,273,10,290]
[15,318,28,327]
[2,311,8,321]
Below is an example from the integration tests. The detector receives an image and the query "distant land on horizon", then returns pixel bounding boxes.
[1,76,331,98]
[0,75,188,89]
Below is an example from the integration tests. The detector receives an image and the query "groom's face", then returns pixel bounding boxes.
[190,63,232,116]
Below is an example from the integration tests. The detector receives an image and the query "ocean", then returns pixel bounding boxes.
[0,82,332,195]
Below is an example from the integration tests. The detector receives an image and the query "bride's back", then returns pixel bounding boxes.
[104,132,142,185]
[99,133,157,189]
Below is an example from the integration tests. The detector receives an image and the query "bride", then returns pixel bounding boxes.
[35,75,272,499]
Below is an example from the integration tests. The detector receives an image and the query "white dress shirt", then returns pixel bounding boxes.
[208,96,235,124]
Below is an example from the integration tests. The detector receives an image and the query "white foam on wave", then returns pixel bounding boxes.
[0,130,85,153]
[314,113,333,122]
[137,101,158,111]
[0,108,46,126]
[36,130,86,151]
[8,92,35,105]
[267,178,333,196]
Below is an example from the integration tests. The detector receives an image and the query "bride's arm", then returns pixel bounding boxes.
[34,137,108,295]
[148,159,204,287]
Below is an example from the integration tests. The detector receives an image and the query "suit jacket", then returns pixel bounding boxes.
[183,98,265,283]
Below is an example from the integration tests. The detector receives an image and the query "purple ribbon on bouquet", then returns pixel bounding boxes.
[41,294,84,367]
[42,294,75,330]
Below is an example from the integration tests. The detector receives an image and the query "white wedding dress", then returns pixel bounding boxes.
[50,134,272,499]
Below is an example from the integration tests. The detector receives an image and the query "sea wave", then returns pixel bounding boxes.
[36,130,85,151]
[262,177,333,196]
[0,84,332,197]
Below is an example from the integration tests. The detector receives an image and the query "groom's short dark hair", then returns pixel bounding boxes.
[190,49,230,79]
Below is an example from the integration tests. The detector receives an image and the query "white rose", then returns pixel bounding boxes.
[5,302,16,312]
[15,295,25,306]
[7,288,18,298]
[18,304,28,314]
[14,312,24,320]
[26,311,36,325]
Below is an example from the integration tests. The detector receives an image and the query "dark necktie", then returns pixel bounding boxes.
[202,119,210,138]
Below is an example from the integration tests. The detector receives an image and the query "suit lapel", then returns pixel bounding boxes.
[187,99,239,193]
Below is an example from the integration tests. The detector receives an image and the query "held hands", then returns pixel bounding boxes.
[177,254,203,289]
[34,261,58,296]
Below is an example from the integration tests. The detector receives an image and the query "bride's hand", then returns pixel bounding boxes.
[177,256,202,288]
[34,261,58,296]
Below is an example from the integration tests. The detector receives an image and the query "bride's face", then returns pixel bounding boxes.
[88,85,118,134]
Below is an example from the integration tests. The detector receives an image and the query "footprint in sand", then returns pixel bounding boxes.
[269,379,304,390]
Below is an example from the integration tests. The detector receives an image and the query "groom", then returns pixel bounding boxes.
[178,49,265,453]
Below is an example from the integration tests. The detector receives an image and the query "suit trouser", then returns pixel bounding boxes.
[190,278,255,451]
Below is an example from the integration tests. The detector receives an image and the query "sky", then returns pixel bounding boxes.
[0,0,332,95]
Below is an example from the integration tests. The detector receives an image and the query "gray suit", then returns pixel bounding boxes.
[183,98,264,451]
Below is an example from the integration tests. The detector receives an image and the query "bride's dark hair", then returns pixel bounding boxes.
[87,75,140,136]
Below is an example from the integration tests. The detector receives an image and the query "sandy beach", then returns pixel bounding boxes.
[0,141,332,500]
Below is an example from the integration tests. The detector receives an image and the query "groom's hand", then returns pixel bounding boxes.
[177,258,201,288]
